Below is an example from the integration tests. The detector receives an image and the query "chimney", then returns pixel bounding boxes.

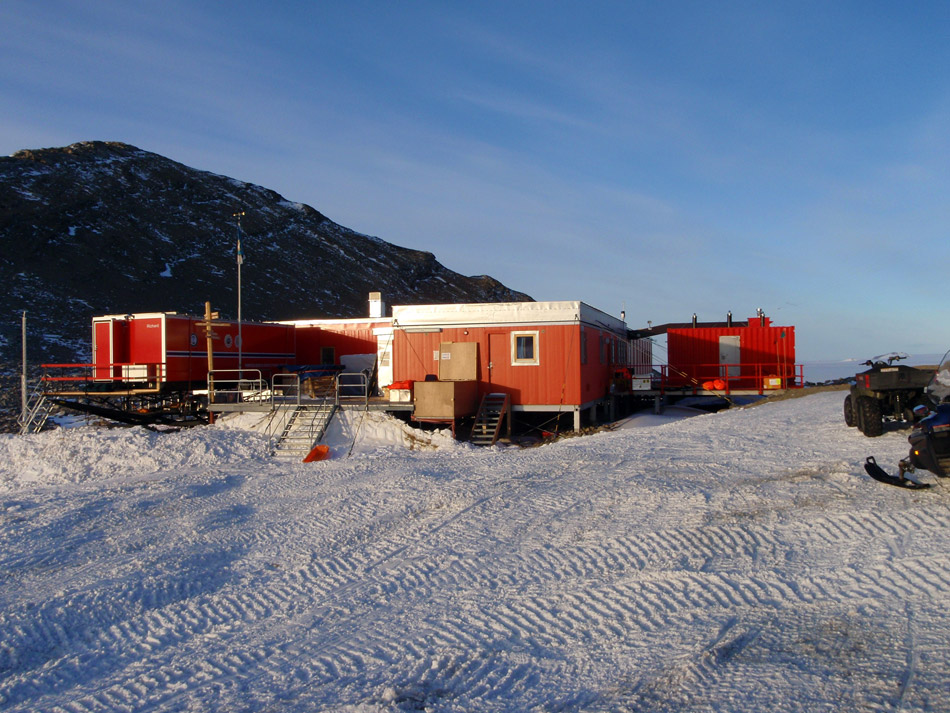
[368,292,386,319]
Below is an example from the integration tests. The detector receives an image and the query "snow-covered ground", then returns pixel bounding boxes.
[1,391,949,712]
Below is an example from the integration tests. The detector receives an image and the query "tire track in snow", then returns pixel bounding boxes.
[24,471,578,709]
[277,521,950,709]
[167,468,941,708]
[798,507,950,549]
[7,516,944,713]
[0,468,519,709]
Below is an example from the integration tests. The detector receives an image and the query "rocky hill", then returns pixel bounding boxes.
[0,141,531,366]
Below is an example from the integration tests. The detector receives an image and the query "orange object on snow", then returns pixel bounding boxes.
[302,444,330,462]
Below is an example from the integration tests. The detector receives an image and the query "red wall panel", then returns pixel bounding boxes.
[666,320,796,388]
[292,322,386,365]
[392,324,619,407]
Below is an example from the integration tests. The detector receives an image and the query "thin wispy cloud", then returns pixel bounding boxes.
[3,1,950,359]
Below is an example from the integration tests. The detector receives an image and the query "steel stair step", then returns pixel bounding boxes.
[470,393,510,446]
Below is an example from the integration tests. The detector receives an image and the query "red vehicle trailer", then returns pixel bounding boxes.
[389,301,629,429]
[91,312,296,389]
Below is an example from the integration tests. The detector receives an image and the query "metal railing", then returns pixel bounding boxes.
[335,371,371,408]
[270,372,303,405]
[261,374,302,450]
[39,362,166,392]
[653,362,805,395]
[262,372,341,455]
[206,369,267,404]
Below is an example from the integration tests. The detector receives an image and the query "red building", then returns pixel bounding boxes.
[283,317,394,385]
[659,314,797,392]
[389,301,629,429]
[75,300,797,429]
[91,312,295,388]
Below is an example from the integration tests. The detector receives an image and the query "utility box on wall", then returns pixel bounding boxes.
[413,380,478,419]
[437,342,478,381]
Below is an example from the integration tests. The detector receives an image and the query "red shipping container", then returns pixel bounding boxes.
[666,317,796,390]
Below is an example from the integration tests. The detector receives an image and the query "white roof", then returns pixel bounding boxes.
[93,303,627,335]
[94,312,178,320]
[278,316,394,327]
[391,301,627,334]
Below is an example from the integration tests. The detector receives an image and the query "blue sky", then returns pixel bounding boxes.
[3,1,950,365]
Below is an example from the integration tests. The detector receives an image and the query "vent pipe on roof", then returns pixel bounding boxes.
[692,313,697,327]
[727,311,732,327]
[757,307,765,327]
[368,292,385,319]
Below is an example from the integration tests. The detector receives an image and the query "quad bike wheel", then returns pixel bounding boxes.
[843,394,855,427]
[858,396,884,437]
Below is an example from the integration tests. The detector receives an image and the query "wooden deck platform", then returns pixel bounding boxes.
[208,396,415,413]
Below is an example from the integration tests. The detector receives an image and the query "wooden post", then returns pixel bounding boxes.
[207,302,216,397]
[196,301,223,423]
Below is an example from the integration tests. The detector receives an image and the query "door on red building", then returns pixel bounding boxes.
[487,333,508,387]
[719,335,741,379]
[93,320,113,380]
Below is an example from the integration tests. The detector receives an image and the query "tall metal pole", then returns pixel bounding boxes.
[20,311,27,423]
[233,210,245,380]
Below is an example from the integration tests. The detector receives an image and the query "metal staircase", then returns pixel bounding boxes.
[267,373,339,460]
[18,379,53,435]
[271,401,337,459]
[470,392,510,446]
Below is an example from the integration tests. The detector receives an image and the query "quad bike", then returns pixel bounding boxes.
[844,352,934,437]
[865,349,950,489]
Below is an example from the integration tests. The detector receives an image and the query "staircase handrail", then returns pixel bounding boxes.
[263,373,303,451]
[267,373,338,456]
[304,401,336,444]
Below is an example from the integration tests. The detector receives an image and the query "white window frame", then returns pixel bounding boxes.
[511,331,540,366]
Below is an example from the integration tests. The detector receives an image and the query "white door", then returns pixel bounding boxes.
[374,327,394,390]
[719,335,741,379]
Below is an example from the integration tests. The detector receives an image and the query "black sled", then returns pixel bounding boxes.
[863,456,931,490]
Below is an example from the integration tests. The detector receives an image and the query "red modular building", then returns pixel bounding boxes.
[91,313,393,389]
[281,291,395,385]
[389,301,630,428]
[91,312,295,387]
[663,315,797,391]
[77,299,797,429]
[283,317,394,384]
[84,301,630,428]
